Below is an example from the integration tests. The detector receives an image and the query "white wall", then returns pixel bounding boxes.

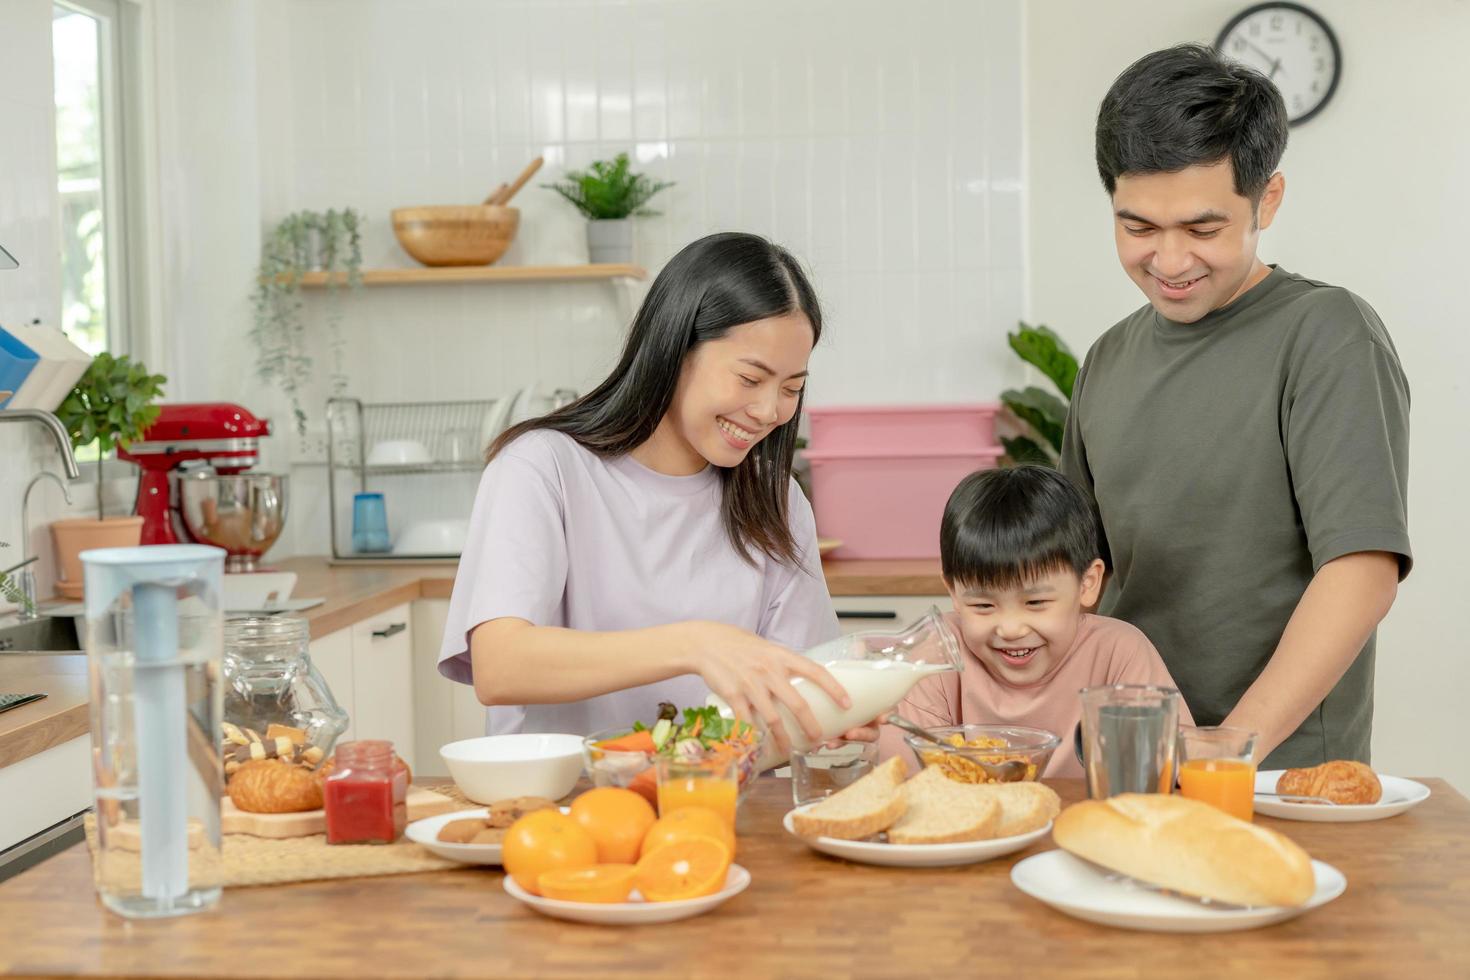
[1025,0,1470,791]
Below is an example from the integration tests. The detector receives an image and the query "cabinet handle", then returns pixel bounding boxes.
[835,610,898,620]
[371,622,407,639]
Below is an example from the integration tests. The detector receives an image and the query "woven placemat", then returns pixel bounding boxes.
[84,814,465,889]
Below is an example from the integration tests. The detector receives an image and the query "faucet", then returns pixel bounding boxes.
[0,409,81,479]
[15,472,73,620]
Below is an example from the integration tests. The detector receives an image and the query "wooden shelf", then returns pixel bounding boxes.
[296,263,646,287]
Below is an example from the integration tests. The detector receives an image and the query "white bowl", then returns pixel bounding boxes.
[439,733,585,804]
[367,439,433,467]
[393,518,470,556]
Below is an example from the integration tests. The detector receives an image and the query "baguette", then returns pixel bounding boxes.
[887,767,1001,844]
[790,756,907,840]
[1052,793,1316,908]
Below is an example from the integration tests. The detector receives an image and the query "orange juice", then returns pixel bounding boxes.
[1179,758,1256,821]
[656,774,737,830]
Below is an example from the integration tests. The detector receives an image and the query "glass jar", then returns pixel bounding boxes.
[221,617,349,778]
[323,740,409,844]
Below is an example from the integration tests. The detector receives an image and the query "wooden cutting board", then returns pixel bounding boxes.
[221,785,459,838]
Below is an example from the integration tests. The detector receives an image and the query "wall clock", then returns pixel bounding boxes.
[1216,2,1342,126]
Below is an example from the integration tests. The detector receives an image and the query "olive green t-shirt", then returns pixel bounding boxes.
[1059,267,1411,768]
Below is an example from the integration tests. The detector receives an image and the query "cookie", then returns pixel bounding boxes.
[437,818,489,844]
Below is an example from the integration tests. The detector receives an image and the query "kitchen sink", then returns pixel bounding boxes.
[0,615,82,653]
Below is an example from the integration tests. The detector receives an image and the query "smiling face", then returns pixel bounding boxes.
[638,312,814,475]
[1112,161,1284,324]
[947,560,1105,686]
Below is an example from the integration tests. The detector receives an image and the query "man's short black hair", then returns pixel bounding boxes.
[940,466,1101,592]
[1095,43,1289,203]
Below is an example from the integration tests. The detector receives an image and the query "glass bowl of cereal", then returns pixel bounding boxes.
[904,724,1060,783]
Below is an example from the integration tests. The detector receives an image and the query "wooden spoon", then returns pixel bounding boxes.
[487,156,544,206]
[480,183,509,206]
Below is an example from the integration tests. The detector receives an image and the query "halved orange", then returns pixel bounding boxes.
[632,835,732,903]
[640,805,736,859]
[536,863,637,903]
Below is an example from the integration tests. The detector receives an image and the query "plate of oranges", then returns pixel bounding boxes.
[496,787,751,924]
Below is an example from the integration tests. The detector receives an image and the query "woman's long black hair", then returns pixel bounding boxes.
[488,232,822,566]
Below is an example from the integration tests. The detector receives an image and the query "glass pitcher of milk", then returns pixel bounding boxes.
[710,607,963,771]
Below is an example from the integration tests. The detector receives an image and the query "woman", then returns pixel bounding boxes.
[438,232,865,756]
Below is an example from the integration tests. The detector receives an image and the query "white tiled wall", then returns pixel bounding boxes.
[237,0,1028,555]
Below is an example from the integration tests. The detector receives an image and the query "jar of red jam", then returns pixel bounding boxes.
[323,740,408,844]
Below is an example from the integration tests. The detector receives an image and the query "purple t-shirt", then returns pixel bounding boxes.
[438,429,840,736]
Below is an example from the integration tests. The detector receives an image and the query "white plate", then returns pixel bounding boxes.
[405,807,507,865]
[782,805,1051,868]
[225,597,325,615]
[1254,770,1430,822]
[1011,850,1346,933]
[503,864,751,924]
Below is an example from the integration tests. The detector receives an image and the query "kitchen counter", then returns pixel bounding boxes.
[278,555,947,637]
[1,776,1467,977]
[0,655,88,771]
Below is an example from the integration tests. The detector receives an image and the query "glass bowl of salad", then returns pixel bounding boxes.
[581,703,765,809]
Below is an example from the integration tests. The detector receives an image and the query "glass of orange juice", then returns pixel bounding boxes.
[1177,725,1258,821]
[654,753,739,831]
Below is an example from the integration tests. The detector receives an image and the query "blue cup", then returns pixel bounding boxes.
[352,493,390,553]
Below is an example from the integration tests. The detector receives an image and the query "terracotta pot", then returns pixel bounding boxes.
[50,516,144,599]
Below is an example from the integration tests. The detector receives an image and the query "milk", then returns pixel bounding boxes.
[712,659,953,771]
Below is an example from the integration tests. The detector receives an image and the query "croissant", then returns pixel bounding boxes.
[1277,759,1382,805]
[228,759,325,813]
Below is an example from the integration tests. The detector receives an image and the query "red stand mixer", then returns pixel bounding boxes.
[119,403,288,572]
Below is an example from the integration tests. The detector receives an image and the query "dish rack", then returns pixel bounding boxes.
[325,397,493,563]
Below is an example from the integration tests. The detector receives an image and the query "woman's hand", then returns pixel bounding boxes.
[679,621,852,758]
[830,713,887,746]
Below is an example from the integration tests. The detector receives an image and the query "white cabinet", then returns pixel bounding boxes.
[307,603,415,766]
[307,629,355,742]
[831,594,950,635]
[411,598,489,777]
[349,603,415,767]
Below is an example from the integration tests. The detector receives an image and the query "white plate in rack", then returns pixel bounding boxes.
[1253,770,1430,822]
[1010,850,1346,933]
[783,804,1050,868]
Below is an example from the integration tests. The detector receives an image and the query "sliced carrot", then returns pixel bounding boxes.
[596,730,656,754]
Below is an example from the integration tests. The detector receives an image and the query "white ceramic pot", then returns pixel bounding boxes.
[586,218,632,264]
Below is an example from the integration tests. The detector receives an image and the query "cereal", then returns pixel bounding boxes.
[920,735,1038,784]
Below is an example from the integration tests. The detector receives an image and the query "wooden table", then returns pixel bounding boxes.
[2,776,1467,978]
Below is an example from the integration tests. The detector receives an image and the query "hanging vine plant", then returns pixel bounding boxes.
[250,208,363,434]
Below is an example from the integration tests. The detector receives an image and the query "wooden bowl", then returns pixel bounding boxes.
[391,205,519,267]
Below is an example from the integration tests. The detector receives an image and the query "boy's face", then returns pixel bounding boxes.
[1112,160,1284,324]
[947,560,1106,686]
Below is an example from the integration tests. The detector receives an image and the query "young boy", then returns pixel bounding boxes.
[879,465,1190,778]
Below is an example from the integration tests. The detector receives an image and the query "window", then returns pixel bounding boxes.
[53,0,129,357]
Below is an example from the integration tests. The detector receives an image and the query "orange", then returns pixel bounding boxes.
[536,863,637,903]
[640,805,737,859]
[569,787,658,864]
[633,836,732,902]
[501,809,598,896]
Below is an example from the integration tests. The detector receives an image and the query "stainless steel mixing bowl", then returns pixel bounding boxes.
[178,472,288,572]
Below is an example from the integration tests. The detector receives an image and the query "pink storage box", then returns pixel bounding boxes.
[806,403,1000,454]
[803,447,1005,559]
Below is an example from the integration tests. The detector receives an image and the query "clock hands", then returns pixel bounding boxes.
[1242,38,1286,79]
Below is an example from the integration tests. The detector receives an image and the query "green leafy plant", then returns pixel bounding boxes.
[250,208,363,434]
[57,352,167,519]
[1,543,32,614]
[543,153,674,220]
[1000,322,1078,467]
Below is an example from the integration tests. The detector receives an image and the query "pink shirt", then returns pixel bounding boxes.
[879,612,1191,777]
[438,430,840,736]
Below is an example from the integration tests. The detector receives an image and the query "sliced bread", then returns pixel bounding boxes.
[790,755,908,841]
[985,780,1062,838]
[886,766,1002,845]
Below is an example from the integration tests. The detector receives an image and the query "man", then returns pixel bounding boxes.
[1060,44,1410,767]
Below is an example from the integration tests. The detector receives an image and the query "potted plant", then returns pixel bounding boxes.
[998,322,1078,467]
[543,153,673,264]
[50,353,166,598]
[250,208,363,434]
